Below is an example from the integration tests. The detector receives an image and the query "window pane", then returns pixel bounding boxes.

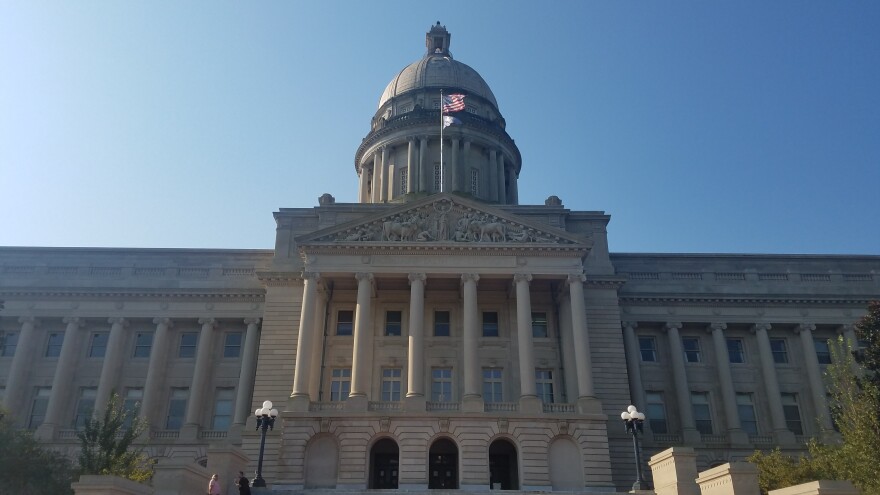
[482,368,502,402]
[385,311,402,337]
[89,333,109,358]
[726,339,745,364]
[814,339,832,365]
[646,392,668,434]
[691,392,713,434]
[1,332,19,357]
[482,312,499,337]
[224,332,242,358]
[133,333,153,358]
[431,368,453,401]
[434,311,450,337]
[639,337,657,362]
[331,368,351,401]
[212,388,234,430]
[682,338,702,363]
[382,368,402,401]
[179,332,198,358]
[337,310,354,336]
[535,370,553,403]
[74,388,97,429]
[770,339,788,364]
[29,387,52,429]
[531,312,548,338]
[736,393,758,436]
[166,388,189,430]
[46,333,64,357]
[781,393,803,435]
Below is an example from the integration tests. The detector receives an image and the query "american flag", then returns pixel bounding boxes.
[442,93,466,113]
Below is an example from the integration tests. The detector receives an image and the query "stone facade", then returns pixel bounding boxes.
[1,23,879,494]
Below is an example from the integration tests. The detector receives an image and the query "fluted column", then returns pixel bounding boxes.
[407,137,417,193]
[450,137,459,192]
[292,273,320,399]
[94,317,129,416]
[419,136,428,192]
[37,316,85,440]
[462,140,472,194]
[461,273,481,408]
[309,291,328,400]
[140,318,172,428]
[407,273,427,399]
[370,152,380,203]
[621,322,645,410]
[796,323,833,431]
[708,322,748,445]
[488,149,498,201]
[497,154,506,204]
[839,324,858,350]
[380,146,390,201]
[509,168,519,204]
[515,274,541,413]
[358,165,368,202]
[350,272,374,399]
[3,317,40,414]
[183,318,217,430]
[233,318,261,426]
[751,323,794,444]
[567,274,594,397]
[665,322,700,444]
[558,296,577,402]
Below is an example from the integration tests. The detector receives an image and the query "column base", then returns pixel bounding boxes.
[462,395,484,412]
[179,424,199,441]
[682,428,702,445]
[577,396,603,415]
[34,422,57,442]
[404,395,427,412]
[519,396,543,415]
[344,394,369,412]
[728,428,750,447]
[772,429,797,445]
[288,394,311,412]
[227,423,244,444]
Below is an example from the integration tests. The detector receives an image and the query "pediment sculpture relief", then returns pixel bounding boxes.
[319,199,573,245]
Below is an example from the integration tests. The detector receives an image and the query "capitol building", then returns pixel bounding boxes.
[1,24,878,493]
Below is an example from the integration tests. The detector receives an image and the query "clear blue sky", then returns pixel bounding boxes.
[2,2,878,254]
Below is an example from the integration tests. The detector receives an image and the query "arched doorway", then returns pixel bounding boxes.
[548,436,583,490]
[304,435,338,488]
[369,438,399,489]
[428,438,458,489]
[488,439,519,490]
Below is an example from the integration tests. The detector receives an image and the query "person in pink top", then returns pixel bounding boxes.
[208,474,221,495]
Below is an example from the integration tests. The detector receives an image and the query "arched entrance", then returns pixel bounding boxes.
[369,438,399,489]
[548,437,583,490]
[488,439,519,490]
[428,438,458,489]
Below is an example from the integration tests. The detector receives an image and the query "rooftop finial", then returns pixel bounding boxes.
[426,23,451,57]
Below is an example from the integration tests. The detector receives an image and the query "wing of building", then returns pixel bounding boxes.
[1,23,878,493]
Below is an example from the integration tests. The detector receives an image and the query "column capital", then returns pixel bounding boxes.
[18,316,39,326]
[750,323,772,334]
[62,316,85,327]
[461,273,480,284]
[408,272,426,285]
[566,273,586,285]
[793,323,816,334]
[244,317,261,326]
[513,273,532,284]
[407,135,416,143]
[355,272,374,283]
[836,323,855,335]
[198,317,217,328]
[663,322,683,332]
[153,317,174,327]
[621,321,638,331]
[107,317,129,327]
[707,322,727,333]
[302,271,321,281]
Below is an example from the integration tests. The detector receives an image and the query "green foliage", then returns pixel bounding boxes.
[0,409,76,495]
[77,392,153,482]
[749,305,880,495]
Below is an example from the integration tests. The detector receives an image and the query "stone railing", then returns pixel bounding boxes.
[309,402,344,412]
[426,401,460,411]
[542,403,575,413]
[484,402,518,412]
[198,430,227,439]
[57,429,79,439]
[151,430,180,439]
[369,401,402,412]
[652,433,682,444]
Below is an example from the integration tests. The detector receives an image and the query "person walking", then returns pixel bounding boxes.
[236,471,251,495]
[208,474,221,495]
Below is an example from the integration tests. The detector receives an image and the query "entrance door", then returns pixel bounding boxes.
[370,438,399,489]
[488,439,519,490]
[428,438,458,489]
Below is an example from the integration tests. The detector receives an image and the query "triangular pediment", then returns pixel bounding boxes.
[295,194,589,251]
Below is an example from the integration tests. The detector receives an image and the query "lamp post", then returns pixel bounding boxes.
[252,400,279,488]
[621,404,649,491]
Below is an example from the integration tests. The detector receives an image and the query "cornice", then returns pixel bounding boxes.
[583,276,627,289]
[619,294,873,306]
[0,288,265,301]
[300,243,588,258]
[256,271,305,287]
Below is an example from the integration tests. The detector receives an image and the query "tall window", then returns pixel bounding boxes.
[28,387,52,429]
[482,368,503,403]
[336,310,354,336]
[123,388,143,428]
[74,388,97,429]
[45,333,64,357]
[535,370,554,403]
[330,369,351,401]
[224,332,242,358]
[639,337,657,362]
[814,338,832,365]
[531,312,548,338]
[89,332,109,358]
[178,332,198,358]
[434,311,450,337]
[645,392,668,434]
[400,168,408,195]
[166,388,188,430]
[431,368,453,401]
[133,333,153,358]
[682,337,702,363]
[470,168,479,196]
[381,369,402,401]
[482,312,499,337]
[726,339,745,364]
[770,339,788,364]
[736,393,758,435]
[1,331,19,357]
[691,392,713,434]
[781,393,803,435]
[385,311,402,337]
[212,388,235,430]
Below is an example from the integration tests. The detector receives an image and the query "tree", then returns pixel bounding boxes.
[749,303,880,494]
[0,409,76,495]
[77,392,153,482]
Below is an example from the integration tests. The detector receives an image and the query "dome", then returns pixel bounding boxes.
[377,23,499,110]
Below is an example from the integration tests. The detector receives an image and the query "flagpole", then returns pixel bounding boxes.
[439,89,444,193]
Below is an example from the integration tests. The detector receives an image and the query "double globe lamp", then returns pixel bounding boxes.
[621,405,649,491]
[252,400,279,488]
